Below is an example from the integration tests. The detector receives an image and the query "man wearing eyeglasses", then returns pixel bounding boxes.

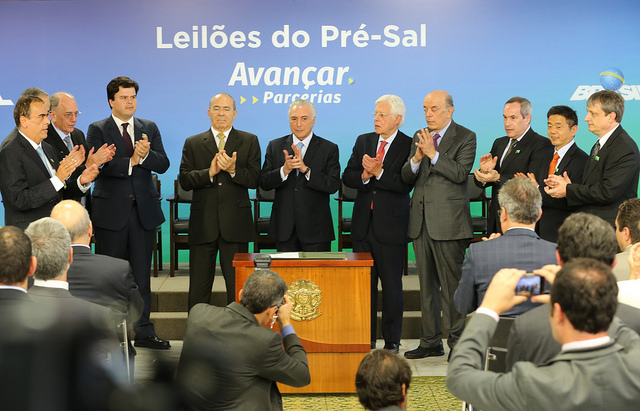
[180,93,261,309]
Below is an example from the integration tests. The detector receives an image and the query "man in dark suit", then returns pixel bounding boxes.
[1,87,48,150]
[454,177,557,316]
[448,259,640,410]
[0,95,98,229]
[400,90,476,359]
[518,105,588,242]
[260,99,340,251]
[505,212,640,370]
[343,95,413,352]
[177,269,310,411]
[51,200,143,322]
[545,90,640,227]
[86,76,170,349]
[474,97,552,234]
[180,93,260,309]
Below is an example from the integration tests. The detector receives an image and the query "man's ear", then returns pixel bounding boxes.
[27,256,37,277]
[556,249,564,266]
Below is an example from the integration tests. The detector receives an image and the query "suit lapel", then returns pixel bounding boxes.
[582,129,619,181]
[437,122,457,155]
[106,117,129,156]
[202,129,218,156]
[501,130,533,171]
[556,144,577,174]
[133,117,145,145]
[223,128,240,154]
[19,136,52,177]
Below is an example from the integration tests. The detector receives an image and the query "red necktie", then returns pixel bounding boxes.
[122,122,134,157]
[548,152,560,176]
[371,141,388,209]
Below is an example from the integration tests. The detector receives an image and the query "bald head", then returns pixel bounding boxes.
[423,90,454,133]
[51,200,91,244]
[50,92,79,135]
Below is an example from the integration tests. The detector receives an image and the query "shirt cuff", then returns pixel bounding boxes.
[280,166,288,181]
[430,152,440,165]
[410,158,421,174]
[280,324,295,338]
[50,176,64,192]
[475,307,499,322]
[76,176,91,193]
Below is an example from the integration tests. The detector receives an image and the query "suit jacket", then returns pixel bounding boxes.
[531,143,589,242]
[67,245,143,323]
[0,133,84,229]
[342,131,413,244]
[177,302,310,411]
[179,128,261,244]
[0,126,19,150]
[506,302,640,372]
[260,134,340,243]
[478,129,552,233]
[454,228,557,316]
[400,121,476,241]
[447,313,640,411]
[86,116,169,231]
[613,247,631,281]
[566,125,640,227]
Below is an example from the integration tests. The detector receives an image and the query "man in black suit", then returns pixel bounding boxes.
[177,269,310,410]
[400,90,476,359]
[505,212,640,371]
[545,90,640,227]
[343,95,413,352]
[180,93,260,309]
[1,87,49,150]
[474,96,552,234]
[0,95,98,229]
[517,106,588,242]
[48,92,115,209]
[51,200,143,322]
[260,99,340,251]
[86,76,170,349]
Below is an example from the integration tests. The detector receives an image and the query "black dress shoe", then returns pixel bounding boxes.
[134,335,171,350]
[404,344,444,359]
[371,341,377,350]
[383,343,400,354]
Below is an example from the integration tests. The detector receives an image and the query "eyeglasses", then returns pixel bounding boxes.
[62,111,81,119]
[372,112,391,118]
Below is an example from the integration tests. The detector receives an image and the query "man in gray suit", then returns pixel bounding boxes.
[401,90,476,359]
[613,198,640,281]
[447,258,640,410]
[177,269,310,411]
[454,177,557,317]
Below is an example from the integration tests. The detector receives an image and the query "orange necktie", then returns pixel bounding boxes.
[548,152,560,176]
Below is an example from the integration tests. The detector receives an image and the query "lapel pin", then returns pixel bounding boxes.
[515,149,520,154]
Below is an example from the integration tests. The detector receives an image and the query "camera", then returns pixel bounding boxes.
[515,274,547,297]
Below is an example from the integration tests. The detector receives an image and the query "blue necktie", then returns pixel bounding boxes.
[36,146,52,177]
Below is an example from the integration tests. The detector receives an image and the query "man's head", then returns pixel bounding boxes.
[556,213,618,266]
[546,105,578,150]
[24,217,72,281]
[503,96,532,139]
[50,92,80,135]
[585,90,624,137]
[355,349,412,410]
[615,199,640,251]
[374,94,405,139]
[240,269,287,315]
[497,177,541,229]
[19,87,49,109]
[550,258,618,337]
[51,200,92,245]
[288,99,316,140]
[423,90,453,134]
[14,95,50,143]
[107,76,139,121]
[0,226,34,287]
[207,93,237,133]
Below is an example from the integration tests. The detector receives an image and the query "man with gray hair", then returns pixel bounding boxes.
[343,95,413,352]
[454,177,557,316]
[260,99,340,251]
[177,269,310,410]
[401,90,476,360]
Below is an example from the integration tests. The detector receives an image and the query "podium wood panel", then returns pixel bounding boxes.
[233,253,373,393]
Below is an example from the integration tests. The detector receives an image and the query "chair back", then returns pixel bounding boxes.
[175,179,193,202]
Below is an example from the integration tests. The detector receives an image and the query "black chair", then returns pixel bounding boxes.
[251,187,277,252]
[166,179,192,277]
[468,174,490,243]
[151,174,163,277]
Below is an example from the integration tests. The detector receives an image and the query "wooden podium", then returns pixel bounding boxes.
[233,252,373,393]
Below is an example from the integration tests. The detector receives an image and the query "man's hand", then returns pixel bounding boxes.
[514,172,538,186]
[282,149,296,176]
[628,242,640,280]
[481,232,502,241]
[544,172,571,198]
[479,268,528,314]
[86,143,116,168]
[276,294,293,328]
[413,128,437,162]
[479,153,498,172]
[79,163,99,185]
[209,153,221,177]
[530,264,561,304]
[474,167,500,183]
[133,135,151,162]
[56,148,84,181]
[362,154,383,178]
[217,150,237,174]
[290,143,307,173]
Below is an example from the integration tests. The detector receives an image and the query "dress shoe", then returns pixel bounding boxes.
[404,344,444,359]
[371,341,377,350]
[383,343,400,353]
[134,335,171,350]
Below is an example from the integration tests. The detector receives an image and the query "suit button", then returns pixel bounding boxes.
[218,182,223,186]
[128,195,134,200]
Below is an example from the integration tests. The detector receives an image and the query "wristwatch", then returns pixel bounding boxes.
[303,167,311,176]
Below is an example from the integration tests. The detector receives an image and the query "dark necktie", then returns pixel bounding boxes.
[64,134,74,152]
[591,141,601,159]
[432,133,440,150]
[501,139,517,166]
[122,123,134,157]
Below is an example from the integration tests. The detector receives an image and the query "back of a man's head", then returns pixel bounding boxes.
[497,177,542,224]
[551,258,618,333]
[0,226,32,285]
[616,198,640,244]
[51,200,91,243]
[24,217,71,281]
[355,349,412,410]
[556,213,618,265]
[240,270,287,314]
